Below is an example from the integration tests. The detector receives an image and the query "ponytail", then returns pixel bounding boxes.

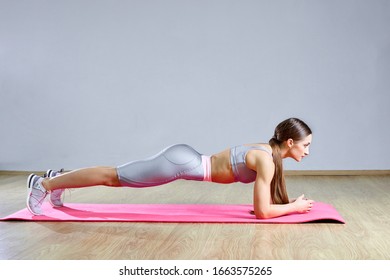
[269,138,289,204]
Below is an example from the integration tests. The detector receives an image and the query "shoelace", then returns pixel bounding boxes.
[30,188,48,206]
[45,169,71,203]
[51,189,64,199]
[51,188,72,202]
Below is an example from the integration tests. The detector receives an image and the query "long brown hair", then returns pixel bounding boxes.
[268,118,312,204]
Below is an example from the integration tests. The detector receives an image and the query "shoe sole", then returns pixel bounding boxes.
[26,174,42,216]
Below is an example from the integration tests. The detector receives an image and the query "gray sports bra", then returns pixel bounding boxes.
[230,145,273,183]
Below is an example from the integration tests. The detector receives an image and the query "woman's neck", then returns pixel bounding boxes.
[280,144,290,159]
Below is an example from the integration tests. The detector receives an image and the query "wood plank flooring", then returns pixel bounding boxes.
[0,174,389,259]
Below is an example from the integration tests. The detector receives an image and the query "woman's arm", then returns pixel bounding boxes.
[248,151,314,219]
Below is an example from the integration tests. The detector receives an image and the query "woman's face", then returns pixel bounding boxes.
[288,134,312,162]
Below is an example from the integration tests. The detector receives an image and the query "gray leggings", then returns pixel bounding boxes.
[116,144,210,187]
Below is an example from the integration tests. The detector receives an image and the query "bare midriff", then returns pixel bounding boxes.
[210,149,236,183]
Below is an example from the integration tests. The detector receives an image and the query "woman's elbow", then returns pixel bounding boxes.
[254,209,272,219]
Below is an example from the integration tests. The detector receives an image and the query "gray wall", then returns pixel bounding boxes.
[1,0,389,171]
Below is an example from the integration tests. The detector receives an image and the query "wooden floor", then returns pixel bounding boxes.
[0,173,389,260]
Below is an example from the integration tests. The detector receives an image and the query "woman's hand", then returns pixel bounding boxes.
[293,194,315,213]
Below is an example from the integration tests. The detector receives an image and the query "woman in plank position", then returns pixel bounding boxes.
[27,117,314,218]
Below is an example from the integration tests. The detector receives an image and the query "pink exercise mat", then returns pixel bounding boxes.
[0,202,344,224]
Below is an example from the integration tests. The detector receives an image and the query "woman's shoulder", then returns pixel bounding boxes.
[245,145,275,173]
[243,143,273,156]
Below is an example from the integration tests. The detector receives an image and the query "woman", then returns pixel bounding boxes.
[27,117,314,218]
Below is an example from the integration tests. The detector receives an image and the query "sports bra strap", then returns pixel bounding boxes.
[248,146,273,157]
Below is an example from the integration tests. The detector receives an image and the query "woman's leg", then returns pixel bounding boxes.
[27,144,207,215]
[42,166,121,191]
[44,144,205,191]
[42,144,205,191]
[27,167,120,215]
[116,144,205,187]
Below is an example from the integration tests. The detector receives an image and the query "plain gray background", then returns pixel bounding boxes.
[1,0,389,171]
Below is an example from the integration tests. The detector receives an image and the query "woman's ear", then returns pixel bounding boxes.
[287,138,294,148]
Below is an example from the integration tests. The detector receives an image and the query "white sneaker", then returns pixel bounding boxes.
[45,169,65,207]
[26,174,47,215]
